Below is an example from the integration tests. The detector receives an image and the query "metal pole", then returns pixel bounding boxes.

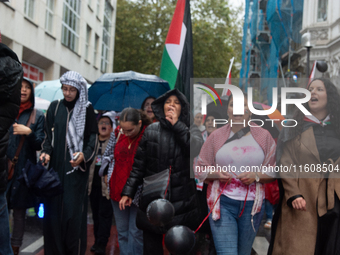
[279,61,287,87]
[306,47,310,78]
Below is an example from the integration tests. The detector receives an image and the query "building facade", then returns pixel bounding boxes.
[239,0,340,108]
[0,0,117,84]
[298,0,340,87]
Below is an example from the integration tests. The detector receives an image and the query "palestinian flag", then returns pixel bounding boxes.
[160,0,193,101]
[308,60,317,87]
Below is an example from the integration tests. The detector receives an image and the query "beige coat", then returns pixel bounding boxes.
[272,127,340,254]
[88,137,110,199]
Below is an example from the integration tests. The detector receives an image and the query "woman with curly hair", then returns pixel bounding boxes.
[269,78,340,255]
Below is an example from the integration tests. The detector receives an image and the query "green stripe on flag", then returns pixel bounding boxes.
[160,48,178,89]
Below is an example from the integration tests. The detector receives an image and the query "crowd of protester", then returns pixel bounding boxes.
[1,42,340,255]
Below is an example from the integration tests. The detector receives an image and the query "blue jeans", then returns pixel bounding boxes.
[265,199,273,221]
[209,195,264,255]
[0,191,13,255]
[111,201,143,255]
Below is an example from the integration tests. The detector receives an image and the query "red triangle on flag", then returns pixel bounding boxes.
[165,0,186,45]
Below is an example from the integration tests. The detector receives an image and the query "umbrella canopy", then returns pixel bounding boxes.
[35,79,91,102]
[88,71,170,111]
[35,97,51,110]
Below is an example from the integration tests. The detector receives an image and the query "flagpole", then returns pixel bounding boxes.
[226,57,234,83]
[222,57,234,96]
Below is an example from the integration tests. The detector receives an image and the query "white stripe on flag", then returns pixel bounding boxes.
[308,60,317,86]
[165,23,187,70]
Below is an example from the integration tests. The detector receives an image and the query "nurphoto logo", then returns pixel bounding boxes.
[196,82,312,128]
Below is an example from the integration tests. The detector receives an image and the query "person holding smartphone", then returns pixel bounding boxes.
[39,71,98,255]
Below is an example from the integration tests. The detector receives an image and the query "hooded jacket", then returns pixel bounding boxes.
[0,44,22,193]
[6,78,45,208]
[121,89,204,231]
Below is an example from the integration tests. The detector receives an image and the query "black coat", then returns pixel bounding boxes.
[6,78,45,209]
[41,99,98,255]
[121,89,204,233]
[0,45,22,193]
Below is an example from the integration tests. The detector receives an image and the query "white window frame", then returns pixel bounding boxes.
[96,0,100,17]
[101,1,113,72]
[317,0,328,22]
[61,0,81,52]
[24,0,35,20]
[85,26,91,61]
[94,34,99,67]
[45,0,54,33]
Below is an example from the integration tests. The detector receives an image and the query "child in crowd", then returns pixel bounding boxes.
[88,112,114,255]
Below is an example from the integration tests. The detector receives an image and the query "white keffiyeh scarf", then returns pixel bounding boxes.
[60,71,90,171]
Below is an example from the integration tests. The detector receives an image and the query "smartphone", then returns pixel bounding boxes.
[73,152,80,161]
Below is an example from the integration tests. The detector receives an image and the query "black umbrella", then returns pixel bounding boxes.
[18,160,63,197]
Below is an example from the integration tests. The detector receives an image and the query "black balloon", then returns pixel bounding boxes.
[316,61,328,73]
[164,225,196,254]
[146,199,175,226]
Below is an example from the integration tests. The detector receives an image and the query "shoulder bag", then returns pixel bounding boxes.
[8,109,36,180]
[140,142,176,211]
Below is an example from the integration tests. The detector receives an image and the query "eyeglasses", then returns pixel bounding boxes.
[99,121,111,126]
[62,87,78,93]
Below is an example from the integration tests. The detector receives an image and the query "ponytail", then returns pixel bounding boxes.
[120,107,152,127]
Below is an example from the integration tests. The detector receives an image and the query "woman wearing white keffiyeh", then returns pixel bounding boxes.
[40,71,98,255]
[62,71,90,171]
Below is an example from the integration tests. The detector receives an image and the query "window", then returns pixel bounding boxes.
[61,0,81,52]
[22,62,45,84]
[94,34,99,67]
[45,0,54,33]
[101,1,113,72]
[317,0,328,22]
[24,0,35,20]
[85,26,91,61]
[96,0,100,17]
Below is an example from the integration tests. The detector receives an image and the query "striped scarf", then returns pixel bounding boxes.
[60,71,90,171]
[99,131,117,182]
[303,114,331,126]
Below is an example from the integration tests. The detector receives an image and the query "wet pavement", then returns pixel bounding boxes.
[13,206,271,255]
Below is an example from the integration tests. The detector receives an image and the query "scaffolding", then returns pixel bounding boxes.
[239,0,304,104]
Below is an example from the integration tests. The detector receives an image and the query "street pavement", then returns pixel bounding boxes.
[14,207,271,255]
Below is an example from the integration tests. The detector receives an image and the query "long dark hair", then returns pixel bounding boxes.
[291,78,340,139]
[141,96,156,110]
[120,107,152,127]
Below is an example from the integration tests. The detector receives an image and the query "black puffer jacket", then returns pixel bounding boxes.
[0,44,22,193]
[122,89,204,232]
